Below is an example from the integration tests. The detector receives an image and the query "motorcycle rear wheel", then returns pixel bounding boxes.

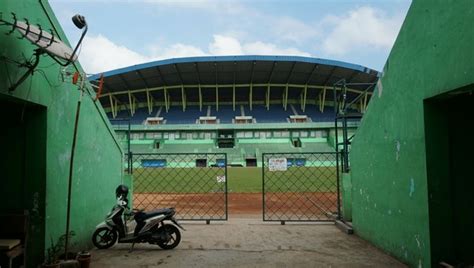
[92,227,118,249]
[156,224,181,250]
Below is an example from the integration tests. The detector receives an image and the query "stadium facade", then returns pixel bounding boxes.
[90,56,378,166]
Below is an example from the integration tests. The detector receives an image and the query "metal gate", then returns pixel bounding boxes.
[262,152,340,222]
[130,153,228,222]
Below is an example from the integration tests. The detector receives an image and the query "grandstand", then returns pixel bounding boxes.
[91,55,378,166]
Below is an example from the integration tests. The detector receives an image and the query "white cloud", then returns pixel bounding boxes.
[79,34,311,73]
[273,16,319,44]
[150,43,207,59]
[243,41,310,56]
[208,34,310,56]
[79,34,148,73]
[321,6,404,56]
[208,35,243,55]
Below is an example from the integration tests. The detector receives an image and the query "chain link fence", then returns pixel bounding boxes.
[130,153,228,221]
[262,152,339,222]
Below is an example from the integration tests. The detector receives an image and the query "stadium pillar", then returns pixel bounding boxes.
[164,87,169,112]
[216,85,219,111]
[249,83,253,111]
[284,84,289,110]
[363,91,368,112]
[302,85,307,112]
[181,86,186,111]
[266,84,271,110]
[109,94,116,118]
[232,84,236,111]
[199,85,202,111]
[319,87,327,112]
[146,89,153,114]
[128,91,136,116]
[114,97,120,118]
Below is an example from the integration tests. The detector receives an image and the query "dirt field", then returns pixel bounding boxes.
[134,192,337,220]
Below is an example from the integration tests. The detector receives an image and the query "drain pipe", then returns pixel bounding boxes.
[64,77,85,259]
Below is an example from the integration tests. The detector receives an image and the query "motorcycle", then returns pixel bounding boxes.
[92,185,185,250]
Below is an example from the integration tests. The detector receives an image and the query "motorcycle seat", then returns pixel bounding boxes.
[145,208,173,217]
[135,208,174,221]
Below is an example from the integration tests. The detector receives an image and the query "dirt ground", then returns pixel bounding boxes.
[134,192,337,220]
[90,218,406,268]
[96,193,406,267]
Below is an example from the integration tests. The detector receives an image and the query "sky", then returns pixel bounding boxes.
[49,0,412,74]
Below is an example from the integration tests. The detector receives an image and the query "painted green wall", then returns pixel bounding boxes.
[1,0,123,266]
[341,172,352,221]
[349,1,474,267]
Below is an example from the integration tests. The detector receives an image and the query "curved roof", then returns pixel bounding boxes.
[90,55,379,107]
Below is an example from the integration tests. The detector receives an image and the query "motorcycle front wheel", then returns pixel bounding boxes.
[92,227,118,249]
[156,224,181,250]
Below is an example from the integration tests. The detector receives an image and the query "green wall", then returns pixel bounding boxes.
[349,1,474,267]
[1,0,123,266]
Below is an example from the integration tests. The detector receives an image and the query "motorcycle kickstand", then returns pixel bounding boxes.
[129,242,135,253]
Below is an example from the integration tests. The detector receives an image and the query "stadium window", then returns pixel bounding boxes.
[246,158,257,167]
[211,132,217,138]
[259,132,266,139]
[196,159,207,167]
[254,132,260,138]
[281,131,290,138]
[154,132,162,139]
[310,131,316,137]
[300,131,308,138]
[205,132,211,139]
[292,131,300,138]
[193,132,198,139]
[292,139,302,147]
[145,132,154,139]
[244,131,252,138]
[186,133,193,139]
[321,131,328,138]
[163,132,169,139]
[274,131,282,137]
[266,131,272,138]
[236,132,244,138]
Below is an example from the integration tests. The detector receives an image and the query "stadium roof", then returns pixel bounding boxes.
[90,55,379,113]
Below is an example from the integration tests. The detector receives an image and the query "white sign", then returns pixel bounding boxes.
[268,158,287,171]
[216,175,226,183]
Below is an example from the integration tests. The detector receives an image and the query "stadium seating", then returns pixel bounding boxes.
[108,104,343,124]
[163,105,206,124]
[243,104,293,123]
[294,104,336,122]
[213,105,241,123]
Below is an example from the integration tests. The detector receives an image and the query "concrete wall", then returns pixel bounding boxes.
[0,0,123,265]
[349,1,474,267]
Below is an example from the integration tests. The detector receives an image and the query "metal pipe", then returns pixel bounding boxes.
[64,85,84,259]
[128,117,131,174]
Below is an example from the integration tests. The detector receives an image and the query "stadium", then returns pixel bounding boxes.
[1,1,473,267]
[88,55,378,222]
[91,56,378,163]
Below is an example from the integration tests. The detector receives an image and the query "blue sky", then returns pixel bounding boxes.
[49,0,411,74]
